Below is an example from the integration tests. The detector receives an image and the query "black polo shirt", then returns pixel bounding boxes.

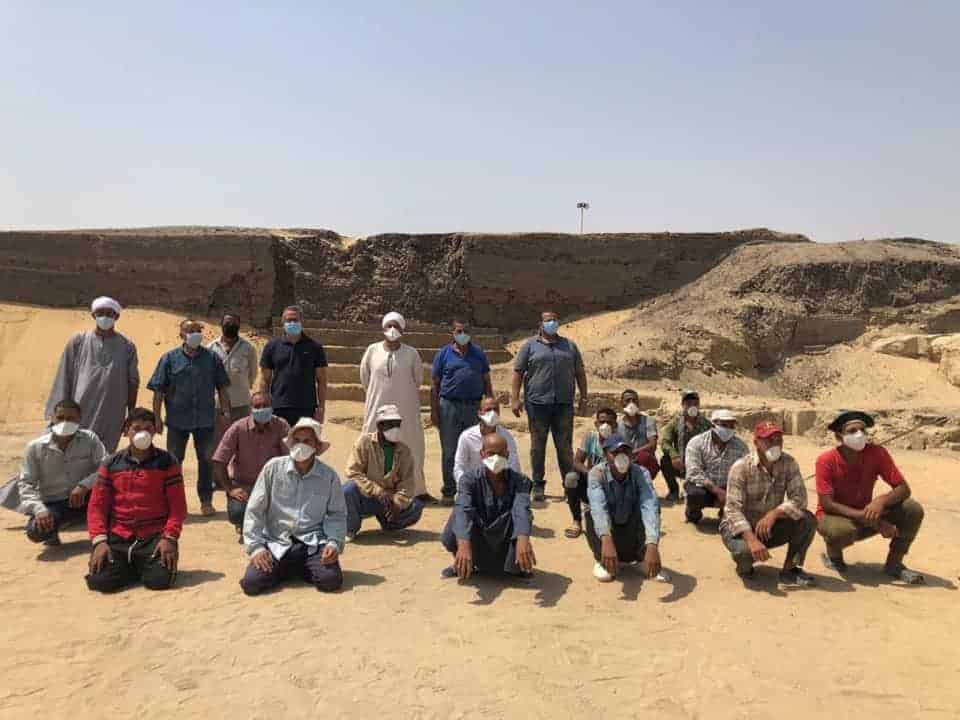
[260,332,328,410]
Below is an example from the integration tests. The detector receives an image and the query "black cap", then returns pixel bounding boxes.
[827,410,875,434]
[681,389,699,401]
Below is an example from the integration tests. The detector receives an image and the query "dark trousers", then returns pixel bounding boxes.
[342,481,424,535]
[273,407,316,428]
[817,499,925,559]
[25,499,86,542]
[441,512,523,576]
[684,481,722,522]
[438,397,480,497]
[227,495,248,530]
[240,542,343,595]
[721,511,817,574]
[86,534,176,593]
[660,453,683,496]
[526,402,574,489]
[584,508,648,563]
[563,471,589,523]
[166,425,216,503]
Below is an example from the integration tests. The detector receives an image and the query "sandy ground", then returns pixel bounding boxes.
[1,306,959,719]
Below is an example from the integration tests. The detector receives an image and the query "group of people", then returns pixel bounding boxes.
[0,298,928,595]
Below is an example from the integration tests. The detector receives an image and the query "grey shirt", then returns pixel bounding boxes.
[618,416,658,451]
[208,337,259,409]
[513,335,584,406]
[18,429,107,515]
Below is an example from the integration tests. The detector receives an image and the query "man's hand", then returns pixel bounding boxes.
[755,510,780,542]
[33,510,55,533]
[251,549,275,574]
[577,397,588,416]
[642,544,661,578]
[228,487,249,503]
[155,416,164,436]
[430,410,440,427]
[153,538,179,572]
[713,487,727,507]
[878,519,899,539]
[747,536,771,562]
[515,535,536,573]
[511,398,523,418]
[313,407,325,424]
[455,539,473,579]
[600,535,619,578]
[89,542,112,574]
[671,456,684,473]
[380,492,397,522]
[320,543,339,565]
[863,498,886,527]
[69,485,90,509]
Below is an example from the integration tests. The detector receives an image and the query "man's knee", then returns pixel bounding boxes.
[86,569,128,594]
[25,521,49,543]
[227,501,247,527]
[313,564,343,593]
[817,515,858,548]
[141,565,176,591]
[893,498,924,535]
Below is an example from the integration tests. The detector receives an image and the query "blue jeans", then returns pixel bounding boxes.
[342,481,424,535]
[438,397,481,497]
[166,426,216,503]
[525,402,575,489]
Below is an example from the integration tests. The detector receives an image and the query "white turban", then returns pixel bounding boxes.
[90,296,122,315]
[381,312,406,331]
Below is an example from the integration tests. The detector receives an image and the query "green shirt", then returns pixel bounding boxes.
[660,414,712,459]
[383,444,395,475]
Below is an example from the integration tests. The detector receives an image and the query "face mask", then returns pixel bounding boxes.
[251,407,273,424]
[384,327,402,342]
[843,430,867,452]
[482,454,509,474]
[613,453,631,474]
[222,323,240,339]
[479,410,499,427]
[289,442,316,462]
[184,332,203,349]
[542,320,559,336]
[95,316,115,331]
[52,421,79,437]
[713,426,735,443]
[284,321,302,336]
[598,422,614,439]
[383,427,402,443]
[686,405,699,418]
[453,332,471,346]
[132,430,153,450]
[765,446,783,463]
[624,402,640,417]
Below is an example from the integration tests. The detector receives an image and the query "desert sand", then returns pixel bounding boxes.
[1,305,958,719]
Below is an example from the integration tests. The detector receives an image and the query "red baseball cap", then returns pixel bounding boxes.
[753,421,783,440]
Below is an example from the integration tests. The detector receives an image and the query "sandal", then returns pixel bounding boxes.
[564,524,582,539]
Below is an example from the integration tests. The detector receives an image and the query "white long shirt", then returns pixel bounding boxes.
[453,425,521,487]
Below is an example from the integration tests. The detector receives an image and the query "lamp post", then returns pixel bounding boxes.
[577,202,590,234]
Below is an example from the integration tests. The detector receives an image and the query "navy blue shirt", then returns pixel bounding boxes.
[260,333,328,410]
[513,335,584,406]
[431,343,490,401]
[147,346,229,431]
[451,467,533,540]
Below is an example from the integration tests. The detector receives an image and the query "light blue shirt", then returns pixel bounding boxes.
[243,455,347,559]
[586,461,661,545]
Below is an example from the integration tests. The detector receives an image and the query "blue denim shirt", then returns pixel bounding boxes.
[513,335,583,406]
[587,461,661,545]
[451,467,533,540]
[147,346,229,431]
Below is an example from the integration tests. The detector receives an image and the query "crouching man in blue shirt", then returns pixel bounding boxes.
[586,433,662,583]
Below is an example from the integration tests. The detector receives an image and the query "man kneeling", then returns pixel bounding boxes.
[343,404,424,541]
[586,434,662,583]
[86,408,186,593]
[441,433,536,579]
[721,422,816,587]
[240,418,346,595]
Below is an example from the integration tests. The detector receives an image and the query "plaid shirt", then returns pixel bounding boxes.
[720,451,807,537]
[684,430,749,490]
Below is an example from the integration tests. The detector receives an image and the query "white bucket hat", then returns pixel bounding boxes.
[284,417,330,454]
[375,404,403,423]
[710,409,737,423]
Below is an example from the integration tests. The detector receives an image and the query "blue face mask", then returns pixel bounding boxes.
[251,407,273,424]
[542,320,559,336]
[453,332,471,346]
[284,321,302,336]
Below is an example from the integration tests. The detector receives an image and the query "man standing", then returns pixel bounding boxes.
[659,390,711,503]
[511,311,587,502]
[585,434,662,583]
[816,411,925,584]
[684,409,749,524]
[721,422,817,587]
[208,313,259,432]
[18,399,106,547]
[240,418,346,595]
[360,312,431,503]
[563,407,617,539]
[440,433,536,580]
[453,396,521,490]
[86,408,186,593]
[431,319,493,505]
[148,319,231,516]
[212,391,290,539]
[259,306,328,427]
[45,296,139,452]
[343,404,424,540]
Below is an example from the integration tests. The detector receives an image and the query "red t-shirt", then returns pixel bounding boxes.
[814,444,905,516]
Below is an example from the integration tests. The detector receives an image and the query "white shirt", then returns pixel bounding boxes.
[453,425,521,487]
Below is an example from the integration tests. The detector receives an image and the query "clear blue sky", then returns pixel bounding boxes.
[2,1,957,242]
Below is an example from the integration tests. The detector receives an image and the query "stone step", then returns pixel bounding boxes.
[327,383,432,404]
[326,363,432,387]
[279,326,506,349]
[279,320,500,334]
[324,346,512,365]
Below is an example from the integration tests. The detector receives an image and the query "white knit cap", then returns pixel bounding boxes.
[381,311,406,331]
[90,296,122,314]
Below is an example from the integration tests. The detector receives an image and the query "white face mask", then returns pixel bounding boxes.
[713,425,735,443]
[383,427,402,443]
[132,430,153,450]
[482,454,509,474]
[479,410,499,427]
[598,422,614,439]
[613,453,631,474]
[384,327,402,342]
[686,405,699,418]
[842,430,867,452]
[52,421,79,437]
[95,316,115,331]
[765,445,783,463]
[184,332,203,349]
[623,402,640,417]
[289,442,316,462]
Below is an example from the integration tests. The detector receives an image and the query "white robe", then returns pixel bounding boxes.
[360,342,425,495]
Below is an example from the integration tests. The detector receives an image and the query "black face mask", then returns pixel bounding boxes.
[222,324,240,339]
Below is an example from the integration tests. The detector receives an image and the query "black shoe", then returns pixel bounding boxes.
[685,511,702,524]
[43,533,62,547]
[884,563,925,585]
[440,494,456,507]
[737,567,756,581]
[664,492,680,505]
[532,486,546,502]
[417,493,440,505]
[780,567,816,588]
[822,552,848,572]
[441,565,458,579]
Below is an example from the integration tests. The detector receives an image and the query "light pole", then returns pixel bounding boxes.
[577,202,590,234]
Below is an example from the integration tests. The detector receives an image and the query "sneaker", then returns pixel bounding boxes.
[200,502,216,517]
[822,551,848,572]
[440,565,458,579]
[685,511,702,524]
[43,533,62,547]
[532,486,546,502]
[885,563,925,585]
[440,494,456,507]
[593,562,614,583]
[780,567,816,588]
[344,533,356,544]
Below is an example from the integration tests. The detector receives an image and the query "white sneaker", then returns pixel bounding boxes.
[344,533,356,544]
[593,562,614,582]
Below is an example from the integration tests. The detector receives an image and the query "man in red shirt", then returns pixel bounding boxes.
[86,408,187,592]
[815,410,925,584]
